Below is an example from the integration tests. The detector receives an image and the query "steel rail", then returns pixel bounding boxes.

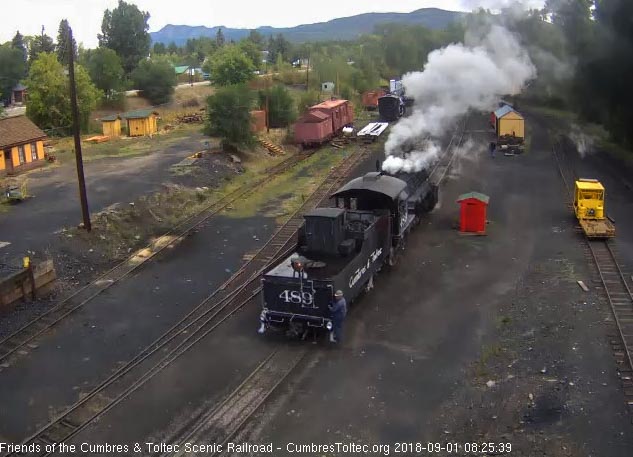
[158,122,472,457]
[8,146,371,457]
[0,153,312,367]
[551,136,633,405]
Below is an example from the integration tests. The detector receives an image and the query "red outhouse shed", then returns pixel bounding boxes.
[457,192,490,234]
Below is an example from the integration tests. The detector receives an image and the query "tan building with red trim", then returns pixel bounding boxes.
[0,116,47,175]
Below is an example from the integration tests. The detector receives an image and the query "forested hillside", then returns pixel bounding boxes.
[150,8,463,45]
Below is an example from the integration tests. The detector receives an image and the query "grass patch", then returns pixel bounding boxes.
[223,147,350,221]
[51,124,202,163]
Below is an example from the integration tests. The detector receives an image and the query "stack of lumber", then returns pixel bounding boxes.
[176,113,204,124]
[259,139,285,156]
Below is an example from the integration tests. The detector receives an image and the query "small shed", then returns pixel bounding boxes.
[124,110,159,137]
[457,192,490,234]
[321,82,335,93]
[494,105,524,139]
[250,110,266,133]
[100,114,122,137]
[12,84,27,105]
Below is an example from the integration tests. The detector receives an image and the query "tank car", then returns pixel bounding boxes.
[258,171,437,338]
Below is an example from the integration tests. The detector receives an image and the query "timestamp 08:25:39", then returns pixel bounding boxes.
[394,442,512,454]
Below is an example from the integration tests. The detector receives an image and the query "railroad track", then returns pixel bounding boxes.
[164,349,307,457]
[8,147,370,457]
[552,137,633,415]
[429,118,468,186]
[0,152,312,369]
[154,124,471,456]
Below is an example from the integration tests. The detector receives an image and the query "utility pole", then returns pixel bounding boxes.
[306,52,310,91]
[68,27,91,231]
[265,93,270,134]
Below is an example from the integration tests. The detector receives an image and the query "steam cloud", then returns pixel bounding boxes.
[570,124,595,158]
[383,24,536,174]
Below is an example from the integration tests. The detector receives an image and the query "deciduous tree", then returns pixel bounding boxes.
[258,85,296,128]
[130,58,176,105]
[205,85,255,150]
[82,47,124,99]
[205,45,254,86]
[28,33,55,66]
[98,0,151,74]
[25,53,100,133]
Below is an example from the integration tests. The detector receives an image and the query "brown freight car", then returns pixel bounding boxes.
[294,110,334,145]
[362,90,386,110]
[294,99,354,146]
[310,100,354,133]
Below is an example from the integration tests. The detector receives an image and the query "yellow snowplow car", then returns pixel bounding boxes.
[573,179,615,239]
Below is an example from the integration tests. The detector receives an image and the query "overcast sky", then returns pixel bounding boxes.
[1,0,545,48]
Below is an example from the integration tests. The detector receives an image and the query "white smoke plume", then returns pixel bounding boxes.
[569,124,595,158]
[459,0,545,12]
[383,142,441,174]
[383,24,536,173]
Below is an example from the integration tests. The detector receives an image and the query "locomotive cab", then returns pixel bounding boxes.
[333,172,415,243]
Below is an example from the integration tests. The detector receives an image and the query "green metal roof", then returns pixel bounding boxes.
[100,114,121,122]
[123,109,159,119]
[174,65,190,74]
[457,192,490,204]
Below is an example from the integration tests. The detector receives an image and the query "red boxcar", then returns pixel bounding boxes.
[294,110,334,145]
[362,90,386,110]
[310,100,354,133]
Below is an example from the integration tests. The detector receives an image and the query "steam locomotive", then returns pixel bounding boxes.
[258,169,438,337]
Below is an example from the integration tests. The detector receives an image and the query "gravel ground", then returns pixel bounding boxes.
[0,145,241,339]
[4,111,633,456]
[227,112,633,456]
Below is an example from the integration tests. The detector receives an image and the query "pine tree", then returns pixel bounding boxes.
[56,19,76,66]
[11,31,27,63]
[216,28,225,47]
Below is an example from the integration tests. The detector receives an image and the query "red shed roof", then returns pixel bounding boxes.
[311,99,349,110]
[457,192,490,204]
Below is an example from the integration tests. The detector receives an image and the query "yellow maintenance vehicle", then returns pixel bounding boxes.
[573,179,615,239]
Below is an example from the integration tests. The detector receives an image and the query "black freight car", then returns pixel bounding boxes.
[378,94,405,122]
[258,172,437,338]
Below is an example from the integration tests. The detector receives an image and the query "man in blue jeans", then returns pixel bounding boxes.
[329,290,347,343]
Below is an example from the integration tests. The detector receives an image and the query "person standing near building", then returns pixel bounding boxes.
[329,290,347,343]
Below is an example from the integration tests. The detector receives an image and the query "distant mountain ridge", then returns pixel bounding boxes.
[150,8,464,46]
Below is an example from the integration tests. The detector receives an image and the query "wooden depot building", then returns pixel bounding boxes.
[0,115,47,175]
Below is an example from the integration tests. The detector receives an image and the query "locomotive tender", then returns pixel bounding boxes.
[258,170,438,337]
